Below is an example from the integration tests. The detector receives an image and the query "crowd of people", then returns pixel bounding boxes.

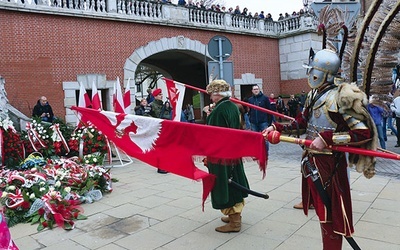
[173,0,308,21]
[240,90,308,130]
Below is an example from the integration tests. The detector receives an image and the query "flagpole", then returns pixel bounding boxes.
[229,98,295,121]
[265,130,400,160]
[163,78,295,121]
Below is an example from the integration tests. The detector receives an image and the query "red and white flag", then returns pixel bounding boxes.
[124,78,131,114]
[77,83,91,124]
[113,77,125,113]
[78,82,91,108]
[91,80,102,110]
[71,106,267,208]
[164,78,186,121]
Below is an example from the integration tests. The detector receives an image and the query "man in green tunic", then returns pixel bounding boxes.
[205,79,249,233]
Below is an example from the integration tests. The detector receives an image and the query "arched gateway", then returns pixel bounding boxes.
[123,35,262,115]
[124,35,214,108]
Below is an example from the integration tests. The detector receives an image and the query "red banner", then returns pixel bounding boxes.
[71,107,267,208]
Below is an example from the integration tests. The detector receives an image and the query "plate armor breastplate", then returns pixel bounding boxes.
[306,90,337,140]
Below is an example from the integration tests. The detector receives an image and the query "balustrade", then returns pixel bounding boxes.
[0,0,317,36]
[119,0,161,17]
[188,8,223,26]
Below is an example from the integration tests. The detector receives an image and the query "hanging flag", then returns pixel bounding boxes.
[77,83,91,125]
[164,78,186,121]
[78,82,91,108]
[124,78,131,114]
[91,80,102,110]
[71,106,267,209]
[113,77,125,113]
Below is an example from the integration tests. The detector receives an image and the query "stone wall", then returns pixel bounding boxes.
[280,32,321,81]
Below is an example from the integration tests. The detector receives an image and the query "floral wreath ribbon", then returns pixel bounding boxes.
[5,189,24,209]
[50,124,70,154]
[26,122,47,151]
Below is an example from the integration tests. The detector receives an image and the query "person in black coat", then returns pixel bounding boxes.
[247,85,272,130]
[247,85,272,153]
[134,98,152,116]
[32,96,54,122]
[287,94,299,118]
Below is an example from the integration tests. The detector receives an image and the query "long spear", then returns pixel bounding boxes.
[265,130,400,160]
[163,78,295,121]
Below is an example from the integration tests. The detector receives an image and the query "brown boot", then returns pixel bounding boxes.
[215,213,241,233]
[221,216,230,223]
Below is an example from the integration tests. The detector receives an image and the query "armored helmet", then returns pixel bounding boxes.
[303,49,341,89]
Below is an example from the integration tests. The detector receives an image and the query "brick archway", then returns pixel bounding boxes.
[123,35,210,87]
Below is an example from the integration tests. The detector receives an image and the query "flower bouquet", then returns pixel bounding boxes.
[0,156,112,231]
[1,117,113,231]
[83,152,104,166]
[1,118,24,169]
[69,125,108,156]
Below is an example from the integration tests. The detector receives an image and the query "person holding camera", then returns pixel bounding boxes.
[32,96,54,122]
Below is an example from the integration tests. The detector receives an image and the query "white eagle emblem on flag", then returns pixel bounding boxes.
[101,111,162,153]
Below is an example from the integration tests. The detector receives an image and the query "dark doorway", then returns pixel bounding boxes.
[138,50,214,122]
[240,84,253,101]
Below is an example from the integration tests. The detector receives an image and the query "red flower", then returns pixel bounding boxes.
[38,208,45,216]
[21,201,31,210]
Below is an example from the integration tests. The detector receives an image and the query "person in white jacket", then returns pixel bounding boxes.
[390,95,400,147]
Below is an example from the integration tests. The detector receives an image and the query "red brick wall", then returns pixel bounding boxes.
[281,79,309,96]
[0,9,282,119]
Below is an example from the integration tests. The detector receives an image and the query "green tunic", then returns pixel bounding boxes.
[206,97,249,209]
[150,99,171,119]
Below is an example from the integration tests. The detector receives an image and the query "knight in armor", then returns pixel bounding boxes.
[263,48,376,249]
